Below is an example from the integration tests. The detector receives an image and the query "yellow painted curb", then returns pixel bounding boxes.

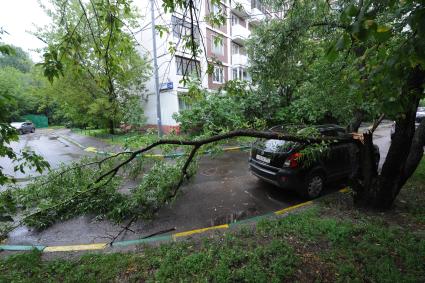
[172,224,229,240]
[84,146,98,153]
[144,154,165,159]
[274,201,313,215]
[339,187,350,193]
[43,243,108,252]
[223,147,241,152]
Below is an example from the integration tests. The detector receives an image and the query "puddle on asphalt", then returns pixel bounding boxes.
[62,153,82,158]
[9,226,31,238]
[210,207,259,226]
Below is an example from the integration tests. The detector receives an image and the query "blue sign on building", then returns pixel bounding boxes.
[160,82,174,91]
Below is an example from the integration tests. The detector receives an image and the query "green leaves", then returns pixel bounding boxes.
[155,25,169,37]
[34,0,151,129]
[336,33,351,51]
[37,50,64,84]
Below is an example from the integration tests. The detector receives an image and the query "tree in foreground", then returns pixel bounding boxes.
[38,0,150,133]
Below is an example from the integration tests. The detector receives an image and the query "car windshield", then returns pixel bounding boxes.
[11,122,23,128]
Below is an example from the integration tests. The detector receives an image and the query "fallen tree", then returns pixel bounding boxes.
[0,129,349,241]
[2,114,425,241]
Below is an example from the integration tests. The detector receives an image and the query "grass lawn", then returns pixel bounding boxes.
[71,128,139,147]
[1,162,425,282]
[72,128,254,150]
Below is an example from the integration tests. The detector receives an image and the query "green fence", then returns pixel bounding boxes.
[22,114,48,128]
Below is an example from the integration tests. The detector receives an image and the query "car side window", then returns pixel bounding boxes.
[321,130,336,136]
[335,129,348,137]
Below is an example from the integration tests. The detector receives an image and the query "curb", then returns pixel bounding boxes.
[0,188,350,253]
[58,134,250,159]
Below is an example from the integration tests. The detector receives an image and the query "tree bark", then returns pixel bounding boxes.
[402,117,425,185]
[352,66,425,210]
[347,109,365,133]
[108,118,115,135]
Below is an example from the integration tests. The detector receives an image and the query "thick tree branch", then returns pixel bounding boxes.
[403,117,425,184]
[94,129,352,186]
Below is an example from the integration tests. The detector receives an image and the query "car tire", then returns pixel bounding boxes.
[18,129,24,135]
[302,172,324,199]
[31,128,35,133]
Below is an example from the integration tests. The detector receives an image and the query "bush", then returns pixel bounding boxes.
[174,80,281,135]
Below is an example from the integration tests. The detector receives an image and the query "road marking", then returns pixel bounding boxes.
[274,201,313,215]
[84,146,98,153]
[43,243,108,252]
[172,224,229,240]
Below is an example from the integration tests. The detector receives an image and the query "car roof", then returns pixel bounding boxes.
[270,124,346,133]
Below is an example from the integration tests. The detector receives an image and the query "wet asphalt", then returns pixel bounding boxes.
[0,129,87,188]
[4,125,392,246]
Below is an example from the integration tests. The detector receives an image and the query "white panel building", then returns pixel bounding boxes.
[137,0,280,133]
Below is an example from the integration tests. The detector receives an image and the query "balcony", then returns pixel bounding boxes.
[249,7,266,25]
[232,53,248,66]
[230,0,250,18]
[232,24,250,45]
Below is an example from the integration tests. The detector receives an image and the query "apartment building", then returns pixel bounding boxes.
[138,0,279,133]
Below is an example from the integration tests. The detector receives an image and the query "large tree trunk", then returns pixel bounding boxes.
[108,119,115,135]
[352,67,425,210]
[347,109,365,133]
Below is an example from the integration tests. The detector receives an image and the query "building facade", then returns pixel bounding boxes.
[138,0,279,133]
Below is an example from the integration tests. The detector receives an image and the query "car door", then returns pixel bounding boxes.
[321,130,351,181]
[24,123,31,133]
[24,123,30,133]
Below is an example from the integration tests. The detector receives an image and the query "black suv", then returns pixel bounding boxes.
[249,124,380,199]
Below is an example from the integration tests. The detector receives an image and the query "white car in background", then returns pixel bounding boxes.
[391,108,425,139]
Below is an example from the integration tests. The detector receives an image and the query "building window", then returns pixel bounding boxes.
[178,93,190,111]
[251,0,271,17]
[176,56,201,77]
[172,16,200,41]
[232,67,249,81]
[213,66,224,83]
[212,3,220,14]
[212,35,224,55]
[231,42,246,55]
[231,14,240,26]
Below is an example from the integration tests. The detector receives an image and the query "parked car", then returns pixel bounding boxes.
[11,122,35,134]
[249,124,380,199]
[391,110,425,139]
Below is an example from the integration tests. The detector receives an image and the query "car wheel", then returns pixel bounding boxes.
[31,128,35,133]
[303,173,324,199]
[18,129,24,135]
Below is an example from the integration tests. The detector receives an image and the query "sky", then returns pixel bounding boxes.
[0,0,52,61]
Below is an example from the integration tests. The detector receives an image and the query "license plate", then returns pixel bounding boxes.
[256,154,270,164]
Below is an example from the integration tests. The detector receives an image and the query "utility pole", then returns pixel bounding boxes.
[150,0,163,136]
